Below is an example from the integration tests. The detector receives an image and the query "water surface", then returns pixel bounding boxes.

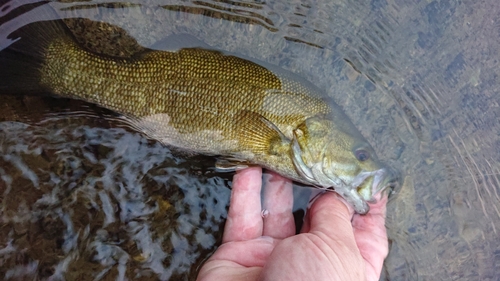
[1,0,499,280]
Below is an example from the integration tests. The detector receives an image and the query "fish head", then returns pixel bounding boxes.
[291,114,400,214]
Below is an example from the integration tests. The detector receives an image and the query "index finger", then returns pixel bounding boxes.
[262,172,295,238]
[222,166,264,243]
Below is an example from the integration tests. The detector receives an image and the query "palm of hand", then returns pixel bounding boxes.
[197,167,388,281]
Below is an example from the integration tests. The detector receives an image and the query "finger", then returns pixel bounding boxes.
[302,192,358,250]
[262,172,295,238]
[223,166,264,243]
[208,236,277,267]
[197,267,260,281]
[299,190,323,233]
[352,194,388,281]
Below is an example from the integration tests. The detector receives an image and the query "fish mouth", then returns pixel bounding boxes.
[352,167,401,203]
[290,137,400,213]
[291,137,369,214]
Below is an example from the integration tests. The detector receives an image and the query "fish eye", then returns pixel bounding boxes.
[355,149,370,161]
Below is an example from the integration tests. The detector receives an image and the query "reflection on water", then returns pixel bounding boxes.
[1,0,500,280]
[0,96,231,280]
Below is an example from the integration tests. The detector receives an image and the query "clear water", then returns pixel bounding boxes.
[1,0,499,280]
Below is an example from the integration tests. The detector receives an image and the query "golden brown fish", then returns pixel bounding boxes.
[0,8,399,214]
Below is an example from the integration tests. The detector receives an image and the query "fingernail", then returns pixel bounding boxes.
[261,209,269,218]
[258,236,275,244]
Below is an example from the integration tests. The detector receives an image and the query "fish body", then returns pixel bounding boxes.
[0,13,399,214]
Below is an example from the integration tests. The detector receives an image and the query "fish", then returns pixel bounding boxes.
[0,5,399,214]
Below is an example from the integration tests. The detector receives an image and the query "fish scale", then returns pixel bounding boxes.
[0,16,399,214]
[45,41,325,131]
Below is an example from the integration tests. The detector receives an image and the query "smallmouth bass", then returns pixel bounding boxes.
[0,10,399,214]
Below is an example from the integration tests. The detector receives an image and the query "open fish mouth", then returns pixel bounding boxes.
[351,167,401,203]
[322,167,400,214]
[291,137,400,213]
[291,138,400,214]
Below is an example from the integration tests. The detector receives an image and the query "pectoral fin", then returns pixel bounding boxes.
[233,110,290,156]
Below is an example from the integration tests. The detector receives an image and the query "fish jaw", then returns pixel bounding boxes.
[291,132,401,214]
[351,169,386,201]
[337,189,370,215]
[291,133,370,214]
[367,166,401,202]
[349,167,400,205]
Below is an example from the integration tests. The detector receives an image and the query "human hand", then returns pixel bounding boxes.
[197,166,388,281]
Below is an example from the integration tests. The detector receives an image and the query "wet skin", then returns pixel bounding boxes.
[197,166,388,281]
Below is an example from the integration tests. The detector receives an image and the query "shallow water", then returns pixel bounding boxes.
[0,97,234,280]
[1,0,499,280]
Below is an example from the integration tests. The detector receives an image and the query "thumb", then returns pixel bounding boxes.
[302,192,357,245]
[300,192,365,280]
